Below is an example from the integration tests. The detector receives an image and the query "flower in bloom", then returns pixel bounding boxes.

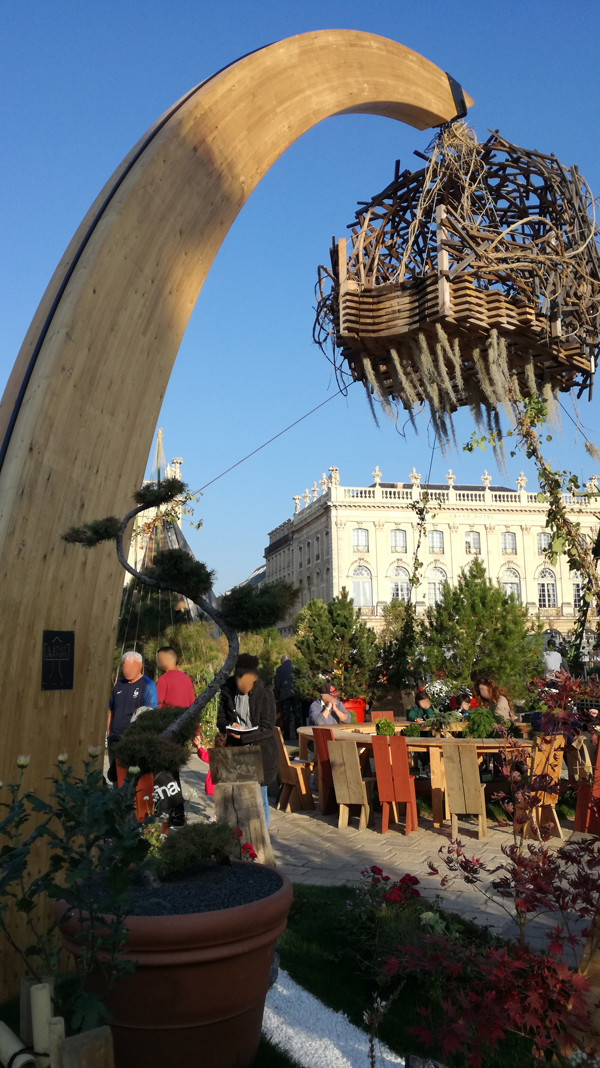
[57,753,68,764]
[233,828,243,838]
[127,765,141,776]
[371,866,384,876]
[88,745,102,758]
[241,842,257,860]
[16,755,30,768]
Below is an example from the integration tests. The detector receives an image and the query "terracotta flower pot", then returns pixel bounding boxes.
[56,866,292,1068]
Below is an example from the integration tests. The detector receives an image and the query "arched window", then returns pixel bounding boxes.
[538,568,557,609]
[427,567,447,606]
[465,531,481,555]
[390,566,411,603]
[351,565,373,607]
[502,568,521,603]
[428,530,444,554]
[315,534,320,561]
[537,532,551,554]
[391,529,407,553]
[502,532,517,555]
[353,528,369,552]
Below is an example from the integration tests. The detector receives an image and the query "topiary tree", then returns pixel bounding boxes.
[63,478,298,740]
[293,587,379,701]
[417,558,544,699]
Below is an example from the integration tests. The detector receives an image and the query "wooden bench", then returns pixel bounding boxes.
[312,726,337,814]
[443,743,488,840]
[371,734,418,834]
[274,726,314,812]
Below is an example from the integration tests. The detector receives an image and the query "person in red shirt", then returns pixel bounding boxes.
[156,647,195,708]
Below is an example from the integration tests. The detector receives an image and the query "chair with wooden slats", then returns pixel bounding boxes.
[312,726,337,814]
[442,744,488,840]
[274,727,314,812]
[370,710,394,725]
[328,740,375,829]
[371,734,418,835]
[525,735,565,839]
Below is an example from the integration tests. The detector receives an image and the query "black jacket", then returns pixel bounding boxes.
[217,676,278,786]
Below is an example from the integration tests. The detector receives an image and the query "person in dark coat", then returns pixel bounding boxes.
[274,655,297,740]
[216,653,277,826]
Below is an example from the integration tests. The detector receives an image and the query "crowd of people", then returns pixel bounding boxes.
[105,635,597,828]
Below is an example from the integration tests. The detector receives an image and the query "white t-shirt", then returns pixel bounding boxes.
[543,649,562,676]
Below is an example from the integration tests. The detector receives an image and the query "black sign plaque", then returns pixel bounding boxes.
[41,631,75,691]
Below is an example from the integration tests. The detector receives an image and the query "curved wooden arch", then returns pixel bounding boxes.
[0,31,472,793]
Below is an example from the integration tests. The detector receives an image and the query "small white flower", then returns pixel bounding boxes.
[57,753,68,764]
[127,765,141,777]
[16,755,30,769]
[88,745,102,758]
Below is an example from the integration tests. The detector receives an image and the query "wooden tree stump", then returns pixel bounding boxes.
[62,1027,114,1068]
[209,747,275,868]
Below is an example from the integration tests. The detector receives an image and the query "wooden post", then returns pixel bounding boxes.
[436,203,451,317]
[209,747,275,868]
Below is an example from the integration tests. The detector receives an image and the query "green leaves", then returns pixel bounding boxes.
[145,549,214,603]
[133,477,184,508]
[61,517,121,547]
[220,581,298,632]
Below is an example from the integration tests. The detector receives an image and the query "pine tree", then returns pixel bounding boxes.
[294,587,379,700]
[418,558,543,698]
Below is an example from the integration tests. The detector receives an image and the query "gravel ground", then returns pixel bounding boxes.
[264,969,404,1068]
[129,863,283,915]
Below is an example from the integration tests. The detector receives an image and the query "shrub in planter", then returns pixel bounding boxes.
[400,723,421,738]
[375,718,396,736]
[465,706,501,739]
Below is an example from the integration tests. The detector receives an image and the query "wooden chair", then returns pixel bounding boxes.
[370,710,394,724]
[442,744,488,840]
[371,734,418,835]
[274,727,314,812]
[328,740,375,829]
[312,726,337,814]
[526,735,565,839]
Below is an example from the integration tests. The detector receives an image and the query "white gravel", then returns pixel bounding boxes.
[263,969,405,1068]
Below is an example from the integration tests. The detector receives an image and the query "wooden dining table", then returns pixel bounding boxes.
[297,723,533,828]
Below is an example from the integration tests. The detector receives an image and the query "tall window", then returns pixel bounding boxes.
[315,570,321,599]
[390,566,411,603]
[573,582,583,610]
[306,541,311,565]
[298,545,302,570]
[391,529,407,553]
[465,531,481,555]
[427,567,447,606]
[353,528,369,552]
[502,532,517,555]
[538,569,557,609]
[502,568,521,603]
[315,534,320,561]
[428,530,444,554]
[325,529,330,557]
[537,532,551,554]
[351,565,373,607]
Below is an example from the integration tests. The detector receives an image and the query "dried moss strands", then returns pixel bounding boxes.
[372,362,394,416]
[389,347,419,408]
[434,335,459,410]
[509,370,522,403]
[410,336,440,411]
[524,354,538,396]
[472,345,497,408]
[358,358,381,427]
[486,330,512,418]
[435,323,464,395]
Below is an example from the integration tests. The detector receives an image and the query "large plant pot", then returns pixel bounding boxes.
[56,866,293,1068]
[344,698,366,723]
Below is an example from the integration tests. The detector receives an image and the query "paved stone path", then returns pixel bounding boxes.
[181,752,580,952]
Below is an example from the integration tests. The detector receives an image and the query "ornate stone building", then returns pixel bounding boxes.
[265,465,599,640]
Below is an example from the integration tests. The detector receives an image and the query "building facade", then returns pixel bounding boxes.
[265,465,599,640]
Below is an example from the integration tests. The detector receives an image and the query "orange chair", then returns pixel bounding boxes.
[371,734,418,835]
[312,726,337,814]
[371,710,394,724]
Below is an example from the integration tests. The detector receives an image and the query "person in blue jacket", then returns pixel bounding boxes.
[107,650,157,776]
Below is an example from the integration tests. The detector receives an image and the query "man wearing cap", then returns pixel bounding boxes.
[308,683,351,726]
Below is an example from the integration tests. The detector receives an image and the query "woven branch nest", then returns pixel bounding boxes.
[314,124,600,450]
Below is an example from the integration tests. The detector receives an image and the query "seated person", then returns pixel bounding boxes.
[450,691,474,717]
[407,689,435,723]
[308,683,351,726]
[473,676,514,722]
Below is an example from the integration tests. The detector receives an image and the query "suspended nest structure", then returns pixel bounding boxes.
[314,123,600,450]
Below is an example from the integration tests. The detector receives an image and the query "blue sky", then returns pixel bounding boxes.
[2,1,600,592]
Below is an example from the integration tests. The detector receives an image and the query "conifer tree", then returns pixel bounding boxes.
[294,587,379,700]
[418,558,543,698]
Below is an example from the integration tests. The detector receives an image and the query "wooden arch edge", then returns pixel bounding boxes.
[0,31,472,799]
